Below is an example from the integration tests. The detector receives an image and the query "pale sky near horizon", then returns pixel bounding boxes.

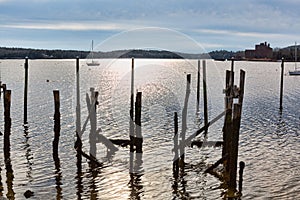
[0,0,299,53]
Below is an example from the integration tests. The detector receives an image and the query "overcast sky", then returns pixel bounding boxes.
[0,0,299,52]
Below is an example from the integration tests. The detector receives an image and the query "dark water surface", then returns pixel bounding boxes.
[0,59,299,199]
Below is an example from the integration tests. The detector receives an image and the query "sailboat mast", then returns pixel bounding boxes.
[92,40,94,61]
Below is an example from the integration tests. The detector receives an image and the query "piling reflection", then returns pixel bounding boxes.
[128,89,144,199]
[88,164,100,199]
[53,120,62,198]
[274,111,288,144]
[129,153,143,200]
[0,166,2,197]
[172,110,189,199]
[172,157,190,199]
[75,171,83,200]
[172,74,192,199]
[53,155,62,200]
[23,125,33,186]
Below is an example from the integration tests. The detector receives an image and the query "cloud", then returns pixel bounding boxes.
[196,29,286,39]
[0,21,137,31]
[0,0,299,51]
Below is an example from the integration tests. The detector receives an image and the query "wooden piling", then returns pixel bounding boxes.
[4,90,11,127]
[239,70,246,105]
[24,57,28,124]
[89,88,98,160]
[173,112,179,177]
[222,70,233,159]
[196,60,200,112]
[53,90,60,159]
[76,57,81,134]
[202,60,208,136]
[222,68,245,196]
[3,90,15,199]
[230,58,234,92]
[130,58,135,153]
[135,92,143,153]
[279,58,284,111]
[238,161,245,194]
[180,74,191,162]
[227,103,242,193]
[75,57,82,172]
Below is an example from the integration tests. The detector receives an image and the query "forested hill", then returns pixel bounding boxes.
[0,46,297,61]
[0,47,89,59]
[0,47,226,60]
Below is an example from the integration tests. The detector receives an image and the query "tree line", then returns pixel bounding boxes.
[0,46,298,61]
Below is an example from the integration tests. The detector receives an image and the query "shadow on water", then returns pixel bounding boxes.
[23,125,33,188]
[172,162,191,200]
[88,162,101,199]
[75,144,83,200]
[129,153,143,200]
[52,119,62,199]
[273,110,288,145]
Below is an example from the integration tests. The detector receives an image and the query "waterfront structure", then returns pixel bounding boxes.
[245,42,273,60]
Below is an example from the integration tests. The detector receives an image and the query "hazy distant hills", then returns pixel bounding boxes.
[0,45,298,61]
[0,47,209,59]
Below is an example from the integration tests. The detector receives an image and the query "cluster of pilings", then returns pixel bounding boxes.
[0,56,253,199]
[171,59,246,199]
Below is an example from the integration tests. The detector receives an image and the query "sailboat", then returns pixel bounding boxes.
[289,42,300,75]
[87,40,100,66]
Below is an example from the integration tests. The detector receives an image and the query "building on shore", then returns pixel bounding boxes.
[245,42,273,60]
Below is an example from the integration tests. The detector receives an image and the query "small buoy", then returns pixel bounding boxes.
[24,190,34,198]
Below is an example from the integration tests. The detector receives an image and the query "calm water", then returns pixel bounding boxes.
[0,59,299,199]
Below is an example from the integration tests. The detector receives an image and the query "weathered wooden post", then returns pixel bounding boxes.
[24,57,28,124]
[202,60,208,136]
[180,74,191,164]
[4,90,11,130]
[226,68,246,197]
[75,57,82,172]
[228,103,241,193]
[196,60,200,112]
[223,58,235,160]
[173,112,179,177]
[89,88,98,160]
[223,63,235,188]
[130,58,135,153]
[279,58,284,111]
[135,92,142,153]
[3,90,15,199]
[230,58,234,91]
[53,90,60,159]
[222,70,232,159]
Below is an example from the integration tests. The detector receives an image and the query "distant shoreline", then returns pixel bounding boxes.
[0,46,297,61]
